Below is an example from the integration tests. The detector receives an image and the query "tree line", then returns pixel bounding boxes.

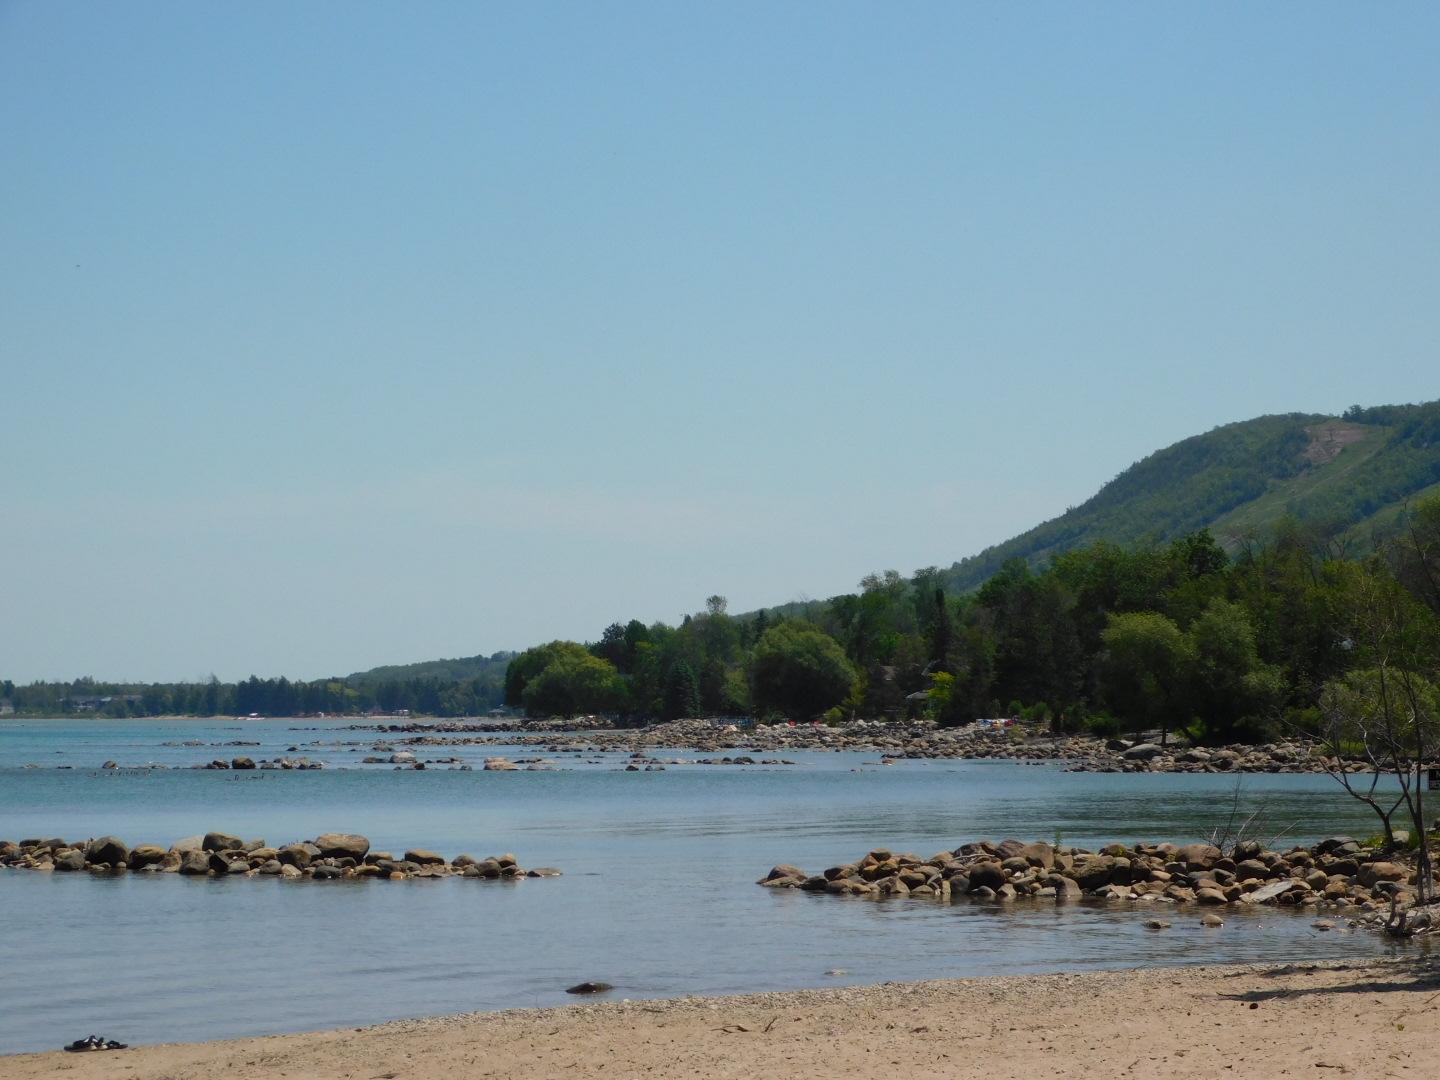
[505,499,1440,744]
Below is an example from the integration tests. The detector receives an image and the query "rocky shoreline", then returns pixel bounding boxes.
[760,836,1439,934]
[342,718,1359,773]
[0,832,560,881]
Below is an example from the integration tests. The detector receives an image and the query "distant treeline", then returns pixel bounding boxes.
[1,654,513,719]
[503,498,1440,743]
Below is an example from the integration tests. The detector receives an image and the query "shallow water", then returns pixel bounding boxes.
[0,718,1414,1054]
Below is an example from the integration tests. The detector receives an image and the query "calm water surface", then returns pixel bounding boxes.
[0,718,1415,1054]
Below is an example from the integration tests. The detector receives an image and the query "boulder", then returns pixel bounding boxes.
[178,850,212,875]
[54,849,86,871]
[1122,743,1164,760]
[966,861,1006,891]
[278,843,318,868]
[127,844,167,868]
[314,834,369,860]
[1357,862,1408,888]
[527,867,563,877]
[1179,843,1222,870]
[202,832,243,852]
[404,849,445,865]
[230,757,256,770]
[84,836,128,866]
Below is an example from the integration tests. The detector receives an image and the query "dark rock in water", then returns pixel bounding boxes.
[54,849,86,871]
[278,843,319,868]
[404,848,445,865]
[101,760,119,770]
[128,844,167,868]
[566,982,614,994]
[231,757,256,770]
[85,836,128,866]
[314,833,370,860]
[527,867,563,877]
[311,864,342,880]
[203,832,243,852]
[178,851,212,875]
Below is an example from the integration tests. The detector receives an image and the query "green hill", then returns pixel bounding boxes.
[940,399,1440,593]
[345,652,515,686]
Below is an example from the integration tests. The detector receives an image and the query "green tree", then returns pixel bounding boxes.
[505,641,591,707]
[521,652,625,718]
[750,623,858,720]
[662,660,701,721]
[1100,611,1192,744]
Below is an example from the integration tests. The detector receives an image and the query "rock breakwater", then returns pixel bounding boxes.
[0,833,560,881]
[759,837,1438,930]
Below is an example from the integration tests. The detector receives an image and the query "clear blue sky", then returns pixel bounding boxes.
[3,4,1436,682]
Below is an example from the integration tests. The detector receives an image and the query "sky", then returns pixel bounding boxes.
[2,4,1437,683]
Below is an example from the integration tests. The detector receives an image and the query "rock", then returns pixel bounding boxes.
[1195,887,1228,905]
[230,757,256,770]
[202,832,243,852]
[760,864,807,884]
[1357,862,1408,888]
[1201,914,1224,927]
[566,982,613,994]
[54,849,86,871]
[967,862,1007,890]
[178,851,212,875]
[1144,919,1171,929]
[404,849,445,865]
[1180,843,1222,869]
[279,864,302,879]
[312,864,342,880]
[170,835,205,854]
[527,867,563,877]
[278,843,318,868]
[101,760,118,770]
[127,844,167,868]
[313,833,369,860]
[1312,920,1336,931]
[1122,743,1164,760]
[84,836,128,866]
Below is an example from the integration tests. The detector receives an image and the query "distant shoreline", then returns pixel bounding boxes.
[5,959,1431,1078]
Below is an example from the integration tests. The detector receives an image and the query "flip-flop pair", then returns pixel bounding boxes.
[63,1035,127,1052]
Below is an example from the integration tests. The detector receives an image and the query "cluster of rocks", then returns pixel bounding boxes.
[0,832,561,882]
[97,756,324,771]
[759,837,1435,924]
[352,717,1354,775]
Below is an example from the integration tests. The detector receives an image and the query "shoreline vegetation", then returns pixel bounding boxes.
[6,958,1439,1077]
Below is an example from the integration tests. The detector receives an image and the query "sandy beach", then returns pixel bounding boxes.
[9,958,1440,1079]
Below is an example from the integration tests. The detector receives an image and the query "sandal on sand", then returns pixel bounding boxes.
[64,1035,127,1052]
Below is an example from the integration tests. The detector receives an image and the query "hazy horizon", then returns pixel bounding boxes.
[5,4,1437,682]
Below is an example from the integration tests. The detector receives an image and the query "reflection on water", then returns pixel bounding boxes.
[0,718,1409,1053]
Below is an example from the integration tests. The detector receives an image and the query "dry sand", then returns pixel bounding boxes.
[10,958,1440,1079]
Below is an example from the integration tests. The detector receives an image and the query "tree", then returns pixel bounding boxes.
[521,653,625,718]
[1315,567,1440,924]
[1187,598,1285,742]
[750,623,858,720]
[505,641,591,707]
[662,660,701,721]
[1100,611,1191,744]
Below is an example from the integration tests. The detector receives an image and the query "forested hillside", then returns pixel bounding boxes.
[942,400,1440,592]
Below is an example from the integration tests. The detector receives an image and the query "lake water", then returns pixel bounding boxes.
[0,718,1417,1054]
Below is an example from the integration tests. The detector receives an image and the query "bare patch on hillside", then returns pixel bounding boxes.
[1302,420,1370,465]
